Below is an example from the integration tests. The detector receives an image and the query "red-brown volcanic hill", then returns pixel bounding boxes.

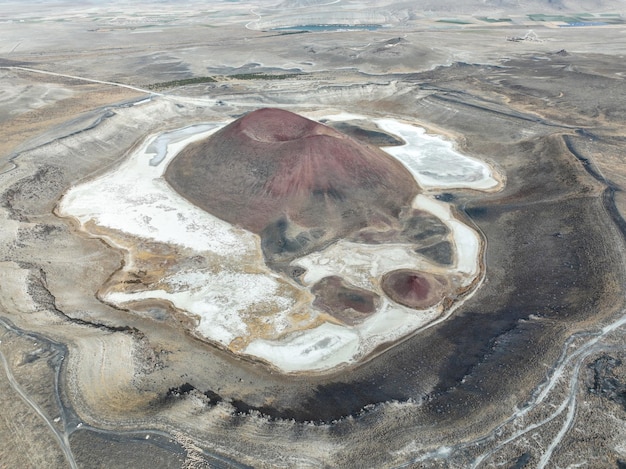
[165,108,419,263]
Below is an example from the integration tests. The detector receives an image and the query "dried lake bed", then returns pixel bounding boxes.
[57,112,499,373]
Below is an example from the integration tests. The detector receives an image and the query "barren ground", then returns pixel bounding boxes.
[1,1,626,467]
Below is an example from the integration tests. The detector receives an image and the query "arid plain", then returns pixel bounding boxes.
[2,1,626,467]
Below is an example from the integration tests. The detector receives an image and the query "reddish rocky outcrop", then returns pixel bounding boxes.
[381,269,449,309]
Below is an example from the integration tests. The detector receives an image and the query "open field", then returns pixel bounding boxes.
[1,1,626,467]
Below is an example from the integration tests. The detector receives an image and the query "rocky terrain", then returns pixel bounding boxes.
[1,1,626,468]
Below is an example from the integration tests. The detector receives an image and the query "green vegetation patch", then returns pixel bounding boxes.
[477,17,512,23]
[528,13,598,22]
[436,19,473,25]
[145,72,304,90]
[529,12,623,24]
[528,14,579,22]
[227,73,302,80]
[145,76,217,90]
[276,30,309,36]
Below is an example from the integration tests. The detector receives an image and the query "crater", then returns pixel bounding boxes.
[381,269,449,310]
[59,108,495,373]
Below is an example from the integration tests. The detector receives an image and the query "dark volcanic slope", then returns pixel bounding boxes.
[165,108,419,262]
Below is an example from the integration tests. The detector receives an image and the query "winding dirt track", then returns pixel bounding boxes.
[0,319,78,469]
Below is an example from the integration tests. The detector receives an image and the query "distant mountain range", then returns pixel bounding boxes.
[246,0,623,31]
[274,0,624,14]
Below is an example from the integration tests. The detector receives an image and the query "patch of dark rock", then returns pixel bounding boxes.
[232,394,345,424]
[401,211,449,243]
[384,37,406,46]
[166,382,195,397]
[575,128,598,141]
[0,58,33,66]
[228,378,409,424]
[586,354,626,411]
[509,452,532,469]
[351,211,448,249]
[435,193,455,202]
[166,383,223,405]
[203,389,223,404]
[69,428,187,469]
[261,217,312,260]
[415,241,453,266]
[229,399,298,421]
[299,381,404,423]
[311,276,378,324]
[3,166,66,222]
[324,120,405,146]
[420,193,622,416]
[427,310,533,395]
[284,265,307,281]
[463,206,491,220]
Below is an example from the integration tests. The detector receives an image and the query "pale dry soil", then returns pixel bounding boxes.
[1,3,626,468]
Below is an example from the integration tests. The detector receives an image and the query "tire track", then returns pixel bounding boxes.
[0,337,78,469]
